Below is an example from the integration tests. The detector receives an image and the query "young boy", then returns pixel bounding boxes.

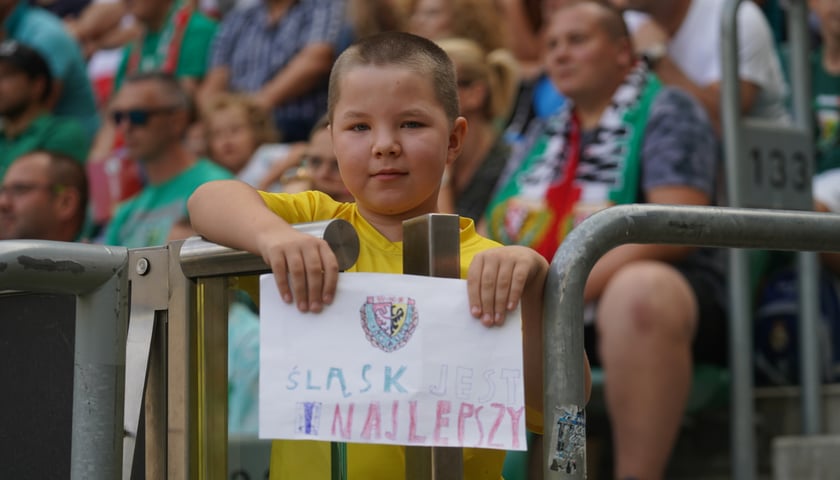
[188,31,589,479]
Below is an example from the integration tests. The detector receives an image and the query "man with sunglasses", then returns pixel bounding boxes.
[0,150,88,242]
[0,40,90,181]
[100,71,231,248]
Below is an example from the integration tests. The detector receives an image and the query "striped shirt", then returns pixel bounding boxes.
[210,0,347,139]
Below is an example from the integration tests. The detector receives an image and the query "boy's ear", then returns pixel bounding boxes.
[447,117,468,166]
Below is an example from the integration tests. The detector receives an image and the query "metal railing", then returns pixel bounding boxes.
[0,240,129,479]
[543,204,840,479]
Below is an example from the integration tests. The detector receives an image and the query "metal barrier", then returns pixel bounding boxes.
[0,240,129,479]
[543,204,840,479]
[126,219,360,479]
[722,1,818,479]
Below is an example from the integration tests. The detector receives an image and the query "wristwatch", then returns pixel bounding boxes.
[641,43,668,69]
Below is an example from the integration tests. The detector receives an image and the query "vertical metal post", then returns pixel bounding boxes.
[543,237,589,480]
[195,276,231,479]
[403,213,463,480]
[787,0,821,436]
[721,2,756,478]
[168,240,197,479]
[72,270,129,479]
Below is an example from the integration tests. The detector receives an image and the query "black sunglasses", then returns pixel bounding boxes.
[111,106,178,126]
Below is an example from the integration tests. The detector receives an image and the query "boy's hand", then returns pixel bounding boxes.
[256,227,340,313]
[467,246,549,327]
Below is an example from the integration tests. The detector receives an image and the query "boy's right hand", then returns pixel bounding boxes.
[256,226,340,313]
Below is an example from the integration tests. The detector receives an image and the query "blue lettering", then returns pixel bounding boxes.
[306,369,321,390]
[360,364,373,393]
[326,367,351,398]
[384,365,408,393]
[286,366,300,390]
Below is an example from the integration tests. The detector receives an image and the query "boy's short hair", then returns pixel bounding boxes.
[328,31,460,123]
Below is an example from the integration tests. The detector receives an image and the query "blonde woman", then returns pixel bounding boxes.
[437,38,519,222]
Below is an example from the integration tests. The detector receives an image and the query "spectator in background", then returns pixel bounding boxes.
[804,0,840,174]
[406,0,509,53]
[112,0,217,95]
[345,0,405,41]
[613,0,790,132]
[1,0,100,138]
[28,0,90,18]
[100,72,231,247]
[201,93,286,187]
[0,40,89,180]
[499,0,569,145]
[0,150,88,241]
[436,38,519,223]
[66,0,140,107]
[87,0,216,160]
[276,115,353,202]
[485,4,724,478]
[200,0,347,143]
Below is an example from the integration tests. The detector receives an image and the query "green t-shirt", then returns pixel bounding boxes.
[810,50,840,174]
[113,5,217,91]
[102,158,232,248]
[0,114,90,180]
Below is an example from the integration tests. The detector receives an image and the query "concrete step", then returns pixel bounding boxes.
[773,434,840,480]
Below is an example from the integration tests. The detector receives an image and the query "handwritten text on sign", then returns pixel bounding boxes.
[259,272,526,451]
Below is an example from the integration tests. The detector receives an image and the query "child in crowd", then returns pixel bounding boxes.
[201,92,281,185]
[279,115,354,203]
[188,31,590,479]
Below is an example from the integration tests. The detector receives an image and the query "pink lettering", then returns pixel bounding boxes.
[506,406,525,450]
[433,400,452,445]
[330,403,354,439]
[408,400,427,443]
[360,402,382,441]
[457,402,475,444]
[487,403,506,448]
[385,400,399,440]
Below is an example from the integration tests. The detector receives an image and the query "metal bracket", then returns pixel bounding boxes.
[123,247,170,479]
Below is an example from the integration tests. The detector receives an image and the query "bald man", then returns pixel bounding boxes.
[0,150,88,241]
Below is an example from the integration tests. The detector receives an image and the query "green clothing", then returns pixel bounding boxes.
[103,158,232,248]
[0,114,90,180]
[810,50,840,173]
[113,6,217,91]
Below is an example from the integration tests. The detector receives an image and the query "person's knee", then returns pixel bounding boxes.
[596,261,697,343]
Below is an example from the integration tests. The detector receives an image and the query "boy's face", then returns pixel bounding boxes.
[330,65,465,221]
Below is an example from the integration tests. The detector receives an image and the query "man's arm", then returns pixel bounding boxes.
[197,67,230,107]
[252,43,335,110]
[583,186,710,302]
[653,58,759,133]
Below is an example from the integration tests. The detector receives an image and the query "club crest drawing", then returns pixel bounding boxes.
[360,296,418,352]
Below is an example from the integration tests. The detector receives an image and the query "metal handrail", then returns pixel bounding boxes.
[0,239,129,480]
[179,219,361,278]
[543,204,840,479]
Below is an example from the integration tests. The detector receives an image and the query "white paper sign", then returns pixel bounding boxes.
[258,272,527,451]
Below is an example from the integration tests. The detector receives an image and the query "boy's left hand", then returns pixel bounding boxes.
[467,246,549,327]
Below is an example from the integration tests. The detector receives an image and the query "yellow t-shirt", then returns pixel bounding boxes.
[259,190,510,479]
